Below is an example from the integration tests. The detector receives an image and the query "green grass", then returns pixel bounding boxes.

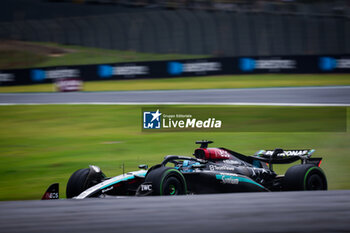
[37,45,208,68]
[0,50,47,69]
[0,105,349,200]
[1,74,350,93]
[0,42,209,70]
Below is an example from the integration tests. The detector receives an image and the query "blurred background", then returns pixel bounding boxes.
[0,0,349,201]
[1,0,350,57]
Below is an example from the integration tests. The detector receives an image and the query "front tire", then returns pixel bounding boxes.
[66,168,104,198]
[284,164,327,191]
[145,166,187,196]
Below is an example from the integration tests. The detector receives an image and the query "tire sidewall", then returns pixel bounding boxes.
[66,167,104,198]
[66,168,90,198]
[284,164,327,191]
[303,166,327,190]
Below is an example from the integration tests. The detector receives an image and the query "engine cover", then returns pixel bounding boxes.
[194,148,232,160]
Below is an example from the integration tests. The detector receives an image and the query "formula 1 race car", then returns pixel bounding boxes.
[42,141,327,200]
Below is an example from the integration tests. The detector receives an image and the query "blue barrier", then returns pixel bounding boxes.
[1,55,350,86]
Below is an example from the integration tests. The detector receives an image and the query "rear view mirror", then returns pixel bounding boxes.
[138,164,148,169]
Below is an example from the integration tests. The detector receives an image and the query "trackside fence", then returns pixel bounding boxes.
[1,10,350,56]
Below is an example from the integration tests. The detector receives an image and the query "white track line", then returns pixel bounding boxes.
[0,102,349,106]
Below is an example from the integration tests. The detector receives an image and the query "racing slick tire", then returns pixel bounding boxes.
[66,168,104,198]
[145,166,187,195]
[284,164,327,191]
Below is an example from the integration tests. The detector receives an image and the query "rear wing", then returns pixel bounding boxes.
[252,149,322,169]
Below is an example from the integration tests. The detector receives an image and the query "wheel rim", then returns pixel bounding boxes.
[169,184,176,195]
[159,170,186,195]
[307,174,323,190]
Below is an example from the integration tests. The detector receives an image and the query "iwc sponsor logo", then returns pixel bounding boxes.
[140,184,152,191]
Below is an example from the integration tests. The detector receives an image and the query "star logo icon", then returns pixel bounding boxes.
[151,109,162,122]
[143,109,162,129]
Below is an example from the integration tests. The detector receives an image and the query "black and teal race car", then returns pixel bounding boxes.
[42,141,327,199]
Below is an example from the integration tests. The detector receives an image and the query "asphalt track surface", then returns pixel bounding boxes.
[1,86,350,105]
[0,190,349,233]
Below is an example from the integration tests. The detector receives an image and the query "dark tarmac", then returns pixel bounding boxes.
[0,190,349,233]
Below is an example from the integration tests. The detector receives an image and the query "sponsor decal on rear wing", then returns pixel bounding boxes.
[256,149,315,158]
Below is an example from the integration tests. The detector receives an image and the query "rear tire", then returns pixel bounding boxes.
[145,166,187,195]
[284,164,327,191]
